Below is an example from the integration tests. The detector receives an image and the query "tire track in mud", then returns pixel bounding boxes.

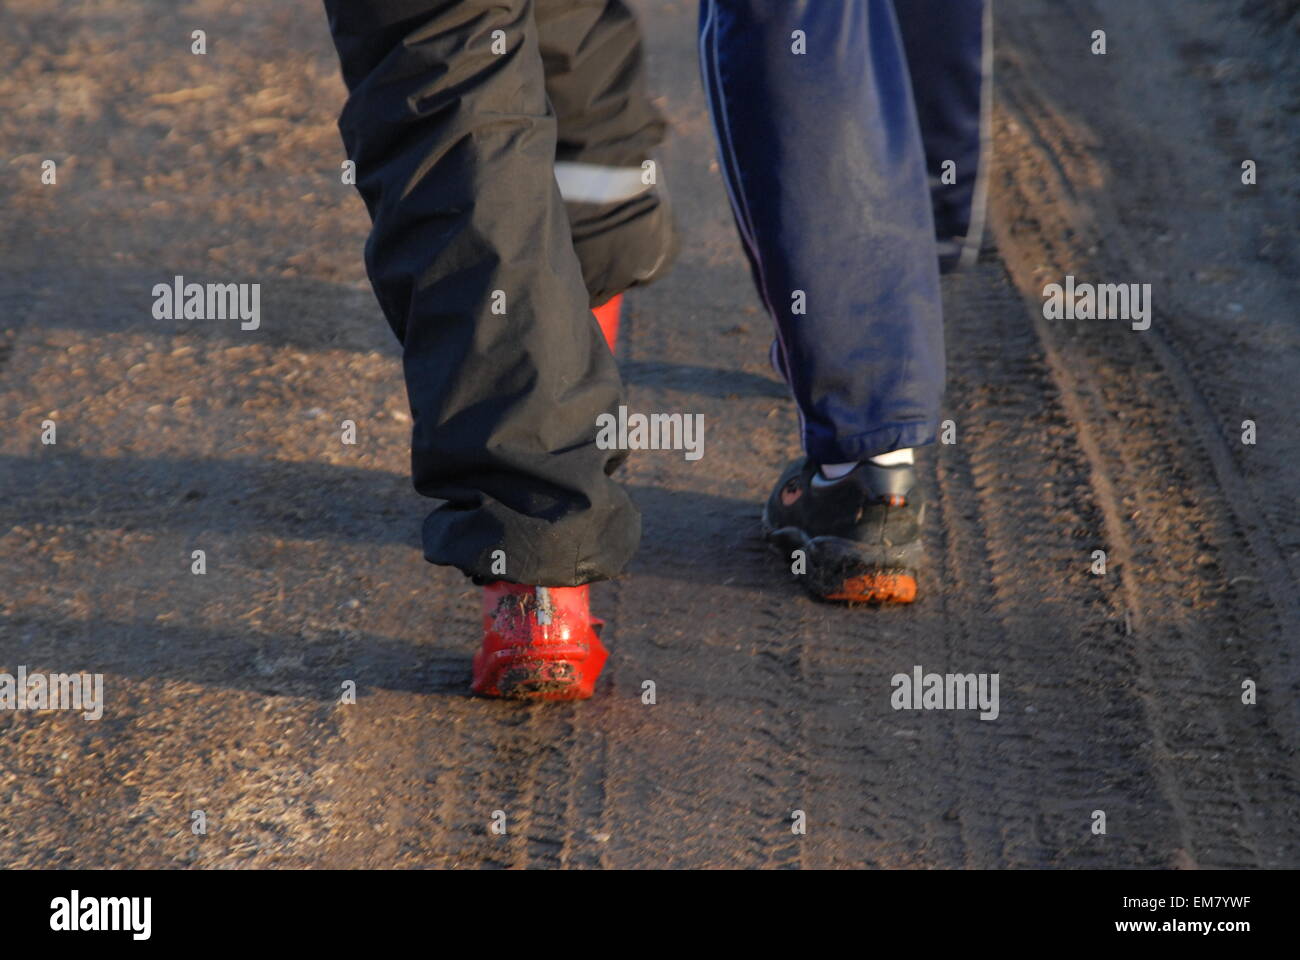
[599,290,813,869]
[740,599,809,869]
[414,686,609,869]
[491,710,571,869]
[922,430,998,869]
[782,603,908,869]
[997,0,1300,749]
[936,264,1187,867]
[510,698,612,869]
[989,0,1300,865]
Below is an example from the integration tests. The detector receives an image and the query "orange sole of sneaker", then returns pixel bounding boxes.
[824,572,918,604]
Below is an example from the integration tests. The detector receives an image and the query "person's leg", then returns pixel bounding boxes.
[322,0,639,590]
[698,0,944,467]
[894,0,992,272]
[536,0,677,310]
[699,0,943,604]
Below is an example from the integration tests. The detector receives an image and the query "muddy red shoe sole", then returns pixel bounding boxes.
[471,636,609,701]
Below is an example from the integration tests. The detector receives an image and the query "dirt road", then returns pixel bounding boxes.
[2,0,1297,868]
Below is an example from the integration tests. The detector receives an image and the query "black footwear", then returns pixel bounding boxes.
[761,456,924,603]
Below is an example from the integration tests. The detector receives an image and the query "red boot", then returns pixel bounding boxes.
[472,582,609,701]
[592,293,622,353]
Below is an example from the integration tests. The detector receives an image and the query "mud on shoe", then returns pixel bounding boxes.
[761,457,924,604]
[472,583,609,701]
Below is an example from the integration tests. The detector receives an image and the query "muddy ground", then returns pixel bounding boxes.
[1,0,1297,868]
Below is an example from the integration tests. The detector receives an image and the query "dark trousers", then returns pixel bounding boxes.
[323,0,674,587]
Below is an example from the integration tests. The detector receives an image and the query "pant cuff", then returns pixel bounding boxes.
[804,421,938,465]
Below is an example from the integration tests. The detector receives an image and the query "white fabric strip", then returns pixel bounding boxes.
[958,0,995,270]
[554,162,652,204]
[870,447,914,466]
[699,1,808,447]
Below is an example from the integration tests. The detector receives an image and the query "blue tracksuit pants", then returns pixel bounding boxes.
[700,0,988,464]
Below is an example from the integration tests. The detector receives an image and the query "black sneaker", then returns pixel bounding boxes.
[761,456,924,603]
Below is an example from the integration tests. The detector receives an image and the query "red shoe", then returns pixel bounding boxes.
[592,294,622,353]
[472,582,609,701]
